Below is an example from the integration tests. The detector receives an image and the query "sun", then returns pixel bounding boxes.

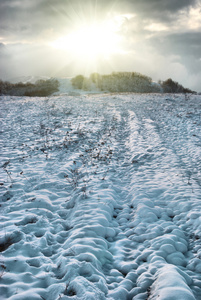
[50,21,123,60]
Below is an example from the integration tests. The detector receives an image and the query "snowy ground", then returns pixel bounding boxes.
[0,93,201,300]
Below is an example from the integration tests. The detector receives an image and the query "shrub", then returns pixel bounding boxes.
[70,72,196,94]
[0,78,59,96]
[161,78,196,94]
[95,72,154,93]
[71,75,85,89]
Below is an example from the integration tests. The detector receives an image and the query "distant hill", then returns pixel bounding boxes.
[8,75,50,85]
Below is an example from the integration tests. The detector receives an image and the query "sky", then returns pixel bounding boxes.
[0,0,201,92]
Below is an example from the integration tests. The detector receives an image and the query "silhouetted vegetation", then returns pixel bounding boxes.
[71,75,85,89]
[99,72,158,93]
[159,78,196,94]
[0,73,196,96]
[0,78,59,96]
[71,72,196,94]
[71,71,162,93]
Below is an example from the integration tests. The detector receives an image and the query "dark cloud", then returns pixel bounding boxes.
[147,32,201,73]
[117,0,198,23]
[0,0,198,41]
[126,0,196,13]
[153,32,201,58]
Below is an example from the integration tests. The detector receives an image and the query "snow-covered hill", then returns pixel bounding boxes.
[0,93,201,299]
[8,76,50,85]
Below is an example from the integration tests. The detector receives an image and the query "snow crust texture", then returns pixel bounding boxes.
[0,93,201,299]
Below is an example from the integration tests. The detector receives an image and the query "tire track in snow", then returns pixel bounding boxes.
[122,96,201,299]
[53,101,138,300]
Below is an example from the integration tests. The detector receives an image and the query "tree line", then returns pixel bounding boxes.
[0,78,59,96]
[71,72,196,94]
[0,72,196,96]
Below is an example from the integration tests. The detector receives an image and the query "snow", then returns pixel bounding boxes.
[8,75,50,84]
[0,92,201,300]
[53,77,103,96]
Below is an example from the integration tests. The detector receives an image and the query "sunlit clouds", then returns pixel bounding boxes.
[0,0,201,91]
[50,20,125,60]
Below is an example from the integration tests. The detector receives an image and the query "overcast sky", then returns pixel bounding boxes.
[0,0,201,91]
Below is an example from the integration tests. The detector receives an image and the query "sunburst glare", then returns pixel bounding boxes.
[50,19,124,61]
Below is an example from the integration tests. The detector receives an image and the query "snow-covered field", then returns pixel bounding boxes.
[0,93,201,300]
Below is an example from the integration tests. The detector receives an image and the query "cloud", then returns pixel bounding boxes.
[0,0,198,42]
[0,1,200,51]
[0,42,6,51]
[0,0,201,91]
[0,0,121,42]
[147,31,201,75]
[117,0,198,24]
[157,32,201,58]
